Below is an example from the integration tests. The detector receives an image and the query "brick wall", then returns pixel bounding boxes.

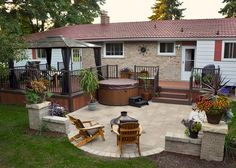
[82,41,182,81]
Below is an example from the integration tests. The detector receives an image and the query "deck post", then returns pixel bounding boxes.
[116,64,118,78]
[68,70,74,112]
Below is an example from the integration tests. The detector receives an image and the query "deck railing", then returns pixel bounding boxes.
[133,65,159,95]
[189,66,220,101]
[0,64,159,95]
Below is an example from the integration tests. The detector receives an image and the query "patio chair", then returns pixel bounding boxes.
[68,115,105,147]
[113,122,141,156]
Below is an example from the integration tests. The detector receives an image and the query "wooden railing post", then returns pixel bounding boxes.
[134,65,137,80]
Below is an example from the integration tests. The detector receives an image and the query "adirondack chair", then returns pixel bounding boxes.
[113,122,142,156]
[68,115,105,147]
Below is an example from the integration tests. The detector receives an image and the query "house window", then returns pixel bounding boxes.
[224,42,236,59]
[158,42,175,55]
[37,49,46,59]
[105,43,123,57]
[72,48,81,62]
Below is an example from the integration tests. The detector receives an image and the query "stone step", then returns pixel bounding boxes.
[159,91,187,99]
[152,97,191,105]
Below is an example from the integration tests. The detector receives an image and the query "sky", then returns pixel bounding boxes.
[93,0,225,23]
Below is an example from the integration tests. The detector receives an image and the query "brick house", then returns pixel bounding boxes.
[22,14,236,85]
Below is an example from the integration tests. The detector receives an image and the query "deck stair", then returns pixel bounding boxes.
[152,87,191,105]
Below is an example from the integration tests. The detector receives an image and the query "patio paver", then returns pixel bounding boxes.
[67,102,192,158]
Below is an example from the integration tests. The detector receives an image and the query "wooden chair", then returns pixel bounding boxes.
[113,122,141,156]
[68,115,105,147]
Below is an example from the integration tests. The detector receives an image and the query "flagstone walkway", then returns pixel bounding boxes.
[68,102,192,158]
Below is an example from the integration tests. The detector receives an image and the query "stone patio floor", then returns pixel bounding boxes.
[67,102,192,158]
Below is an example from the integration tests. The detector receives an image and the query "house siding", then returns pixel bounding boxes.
[196,40,236,86]
[15,49,65,70]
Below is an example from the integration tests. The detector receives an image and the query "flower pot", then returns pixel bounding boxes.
[189,129,199,139]
[206,112,223,124]
[88,102,97,111]
[194,80,200,86]
[141,92,152,101]
[120,72,130,78]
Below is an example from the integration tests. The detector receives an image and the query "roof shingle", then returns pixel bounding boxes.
[25,18,236,42]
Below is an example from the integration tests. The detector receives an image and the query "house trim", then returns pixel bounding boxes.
[221,40,236,62]
[103,42,124,58]
[157,41,176,56]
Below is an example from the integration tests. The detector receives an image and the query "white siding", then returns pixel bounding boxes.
[196,40,236,86]
[14,49,66,70]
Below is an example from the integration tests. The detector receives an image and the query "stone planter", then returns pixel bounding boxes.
[26,101,50,130]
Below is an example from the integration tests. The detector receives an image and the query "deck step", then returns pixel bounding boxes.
[159,92,187,99]
[160,87,189,93]
[152,97,191,105]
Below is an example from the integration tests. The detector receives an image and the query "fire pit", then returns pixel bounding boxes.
[110,111,138,127]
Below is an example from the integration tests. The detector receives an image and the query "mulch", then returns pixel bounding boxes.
[148,151,236,168]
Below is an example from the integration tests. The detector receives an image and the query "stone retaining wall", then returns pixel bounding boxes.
[165,122,228,161]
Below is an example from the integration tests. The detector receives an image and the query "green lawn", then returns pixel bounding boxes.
[228,101,236,138]
[0,104,155,168]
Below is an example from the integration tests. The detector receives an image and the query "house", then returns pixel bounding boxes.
[22,13,236,86]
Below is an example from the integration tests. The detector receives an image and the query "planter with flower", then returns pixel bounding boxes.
[25,78,52,130]
[195,73,231,124]
[120,67,132,78]
[139,70,152,100]
[182,119,202,139]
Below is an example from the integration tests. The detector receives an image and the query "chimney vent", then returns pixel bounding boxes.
[101,10,110,25]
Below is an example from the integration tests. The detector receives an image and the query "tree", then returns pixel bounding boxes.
[0,2,27,64]
[149,0,185,20]
[219,0,236,18]
[0,0,105,34]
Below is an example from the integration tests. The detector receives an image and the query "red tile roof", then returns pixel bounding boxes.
[26,18,236,42]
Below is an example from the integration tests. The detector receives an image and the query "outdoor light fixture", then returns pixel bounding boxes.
[175,44,181,50]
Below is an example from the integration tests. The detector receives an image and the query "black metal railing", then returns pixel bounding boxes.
[189,66,221,101]
[89,64,118,80]
[133,65,159,94]
[1,64,160,95]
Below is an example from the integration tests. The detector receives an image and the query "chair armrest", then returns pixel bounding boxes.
[82,120,99,126]
[80,125,104,131]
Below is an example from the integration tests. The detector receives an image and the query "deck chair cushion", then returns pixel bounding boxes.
[87,129,100,136]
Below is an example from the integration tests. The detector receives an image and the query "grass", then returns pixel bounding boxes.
[229,101,236,136]
[0,104,156,168]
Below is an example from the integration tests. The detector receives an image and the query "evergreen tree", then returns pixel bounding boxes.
[149,0,185,20]
[219,0,236,18]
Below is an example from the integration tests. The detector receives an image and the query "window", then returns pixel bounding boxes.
[37,49,46,59]
[72,48,81,62]
[223,42,236,59]
[105,43,123,57]
[158,42,175,55]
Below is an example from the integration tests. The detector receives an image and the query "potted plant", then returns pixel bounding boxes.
[195,73,231,124]
[139,70,151,100]
[25,78,52,104]
[193,72,201,86]
[182,119,202,139]
[25,78,52,130]
[79,69,99,111]
[120,67,132,78]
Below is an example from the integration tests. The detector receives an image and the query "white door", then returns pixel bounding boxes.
[71,48,82,70]
[181,46,196,81]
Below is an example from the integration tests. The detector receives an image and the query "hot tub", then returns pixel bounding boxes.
[98,79,139,105]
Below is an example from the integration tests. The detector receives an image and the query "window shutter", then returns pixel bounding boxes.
[214,40,222,61]
[32,49,36,59]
